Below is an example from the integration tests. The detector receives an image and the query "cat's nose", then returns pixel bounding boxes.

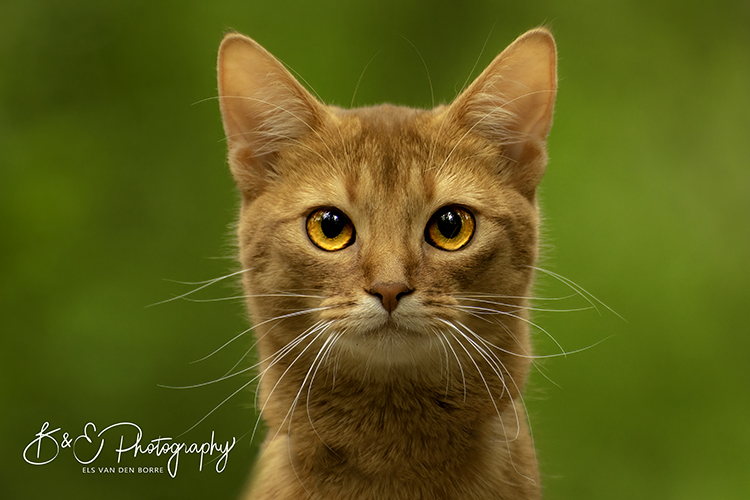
[368,283,413,314]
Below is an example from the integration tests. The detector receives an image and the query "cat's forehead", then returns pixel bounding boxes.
[273,103,508,221]
[340,107,432,200]
[326,104,493,201]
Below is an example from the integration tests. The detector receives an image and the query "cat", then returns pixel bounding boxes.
[217,27,557,499]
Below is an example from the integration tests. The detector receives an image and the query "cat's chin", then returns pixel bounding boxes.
[335,321,441,367]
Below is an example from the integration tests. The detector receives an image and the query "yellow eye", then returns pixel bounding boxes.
[425,206,475,251]
[306,207,356,251]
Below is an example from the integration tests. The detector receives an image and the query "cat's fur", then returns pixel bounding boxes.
[218,28,557,499]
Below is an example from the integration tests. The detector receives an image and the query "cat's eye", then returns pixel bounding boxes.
[306,207,356,251]
[425,206,475,251]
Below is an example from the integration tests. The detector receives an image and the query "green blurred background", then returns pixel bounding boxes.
[2,0,749,498]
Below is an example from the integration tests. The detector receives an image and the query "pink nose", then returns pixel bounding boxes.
[368,283,413,314]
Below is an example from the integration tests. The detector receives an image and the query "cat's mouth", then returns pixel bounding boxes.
[322,294,426,332]
[310,292,469,367]
[334,309,452,356]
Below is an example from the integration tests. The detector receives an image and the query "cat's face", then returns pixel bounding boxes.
[234,106,539,367]
[219,31,556,379]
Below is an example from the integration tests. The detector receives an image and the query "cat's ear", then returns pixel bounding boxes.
[218,33,326,198]
[449,28,557,196]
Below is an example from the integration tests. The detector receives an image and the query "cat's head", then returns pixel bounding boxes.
[217,29,556,375]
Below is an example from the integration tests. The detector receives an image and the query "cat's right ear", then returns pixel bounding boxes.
[218,33,325,198]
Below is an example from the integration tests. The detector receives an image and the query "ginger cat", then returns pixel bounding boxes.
[217,27,557,499]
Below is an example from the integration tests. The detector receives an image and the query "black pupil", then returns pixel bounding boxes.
[437,211,461,239]
[321,211,345,239]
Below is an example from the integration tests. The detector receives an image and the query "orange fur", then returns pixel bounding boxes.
[218,28,557,499]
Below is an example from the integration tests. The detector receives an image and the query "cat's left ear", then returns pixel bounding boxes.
[449,28,557,196]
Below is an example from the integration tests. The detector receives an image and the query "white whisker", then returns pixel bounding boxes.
[191,306,332,364]
[401,35,434,108]
[433,329,453,398]
[148,267,253,307]
[305,330,344,448]
[258,321,333,444]
[176,371,261,439]
[435,329,467,402]
[159,363,258,390]
[455,296,593,314]
[529,266,626,322]
[183,292,325,303]
[440,320,506,423]
[442,319,537,482]
[350,50,382,108]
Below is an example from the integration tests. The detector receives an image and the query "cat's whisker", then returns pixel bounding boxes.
[440,321,508,425]
[159,363,259,390]
[284,435,314,498]
[441,307,535,359]
[445,321,511,387]
[191,95,221,107]
[453,304,525,316]
[401,35,434,108]
[221,320,284,379]
[448,320,539,482]
[223,315,316,382]
[460,330,512,405]
[350,49,382,109]
[451,306,613,361]
[162,325,343,393]
[457,25,495,98]
[253,321,329,401]
[488,311,532,355]
[249,321,330,444]
[460,292,580,302]
[455,296,594,314]
[305,331,344,441]
[148,267,254,307]
[480,312,553,390]
[286,326,337,429]
[182,295,249,303]
[159,308,330,406]
[489,307,567,356]
[260,321,333,445]
[191,306,332,365]
[433,329,453,398]
[455,320,527,405]
[527,356,562,389]
[453,307,504,326]
[253,328,321,491]
[176,370,262,439]
[443,310,563,394]
[435,329,467,402]
[528,265,626,322]
[452,305,545,394]
[531,336,614,359]
[183,292,327,304]
[190,326,254,366]
[250,320,327,409]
